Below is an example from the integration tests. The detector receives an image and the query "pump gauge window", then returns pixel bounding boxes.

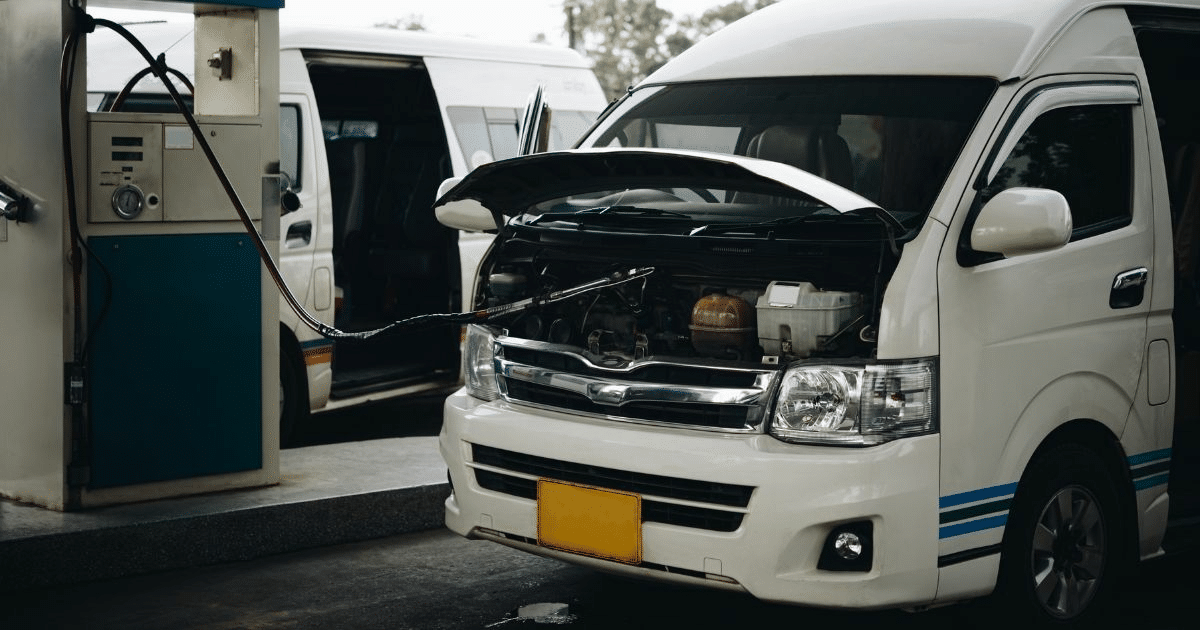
[111,184,145,220]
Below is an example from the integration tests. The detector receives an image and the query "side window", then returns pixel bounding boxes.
[485,107,521,161]
[448,107,492,169]
[981,104,1132,240]
[548,110,599,151]
[450,106,603,164]
[280,104,302,192]
[449,106,520,169]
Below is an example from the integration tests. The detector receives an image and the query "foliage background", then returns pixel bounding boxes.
[564,0,778,100]
[375,2,779,101]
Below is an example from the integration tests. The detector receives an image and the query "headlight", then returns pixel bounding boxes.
[771,359,936,446]
[463,324,501,401]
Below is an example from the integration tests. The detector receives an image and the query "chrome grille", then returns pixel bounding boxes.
[495,337,777,432]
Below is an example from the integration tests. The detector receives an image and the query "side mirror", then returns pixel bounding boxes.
[435,198,499,232]
[435,178,497,232]
[436,176,463,200]
[970,187,1072,257]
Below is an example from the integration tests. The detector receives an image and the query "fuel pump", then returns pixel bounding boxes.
[74,2,282,505]
[0,0,282,510]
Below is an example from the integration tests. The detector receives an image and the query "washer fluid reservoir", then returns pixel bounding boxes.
[756,281,862,357]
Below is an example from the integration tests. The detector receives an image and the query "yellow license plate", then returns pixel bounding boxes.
[537,479,642,565]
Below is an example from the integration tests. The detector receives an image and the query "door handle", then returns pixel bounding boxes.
[285,220,312,248]
[1110,267,1148,309]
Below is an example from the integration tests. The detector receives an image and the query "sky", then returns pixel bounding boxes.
[90,0,718,48]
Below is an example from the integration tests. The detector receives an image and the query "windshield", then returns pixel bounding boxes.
[576,77,995,228]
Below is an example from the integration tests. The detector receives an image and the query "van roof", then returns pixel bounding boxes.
[86,21,593,93]
[280,27,593,69]
[643,0,1198,85]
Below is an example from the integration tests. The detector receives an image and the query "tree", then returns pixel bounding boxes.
[668,0,777,56]
[568,0,777,100]
[571,0,674,99]
[374,14,426,31]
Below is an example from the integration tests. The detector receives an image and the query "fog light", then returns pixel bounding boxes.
[834,531,862,559]
[818,521,874,572]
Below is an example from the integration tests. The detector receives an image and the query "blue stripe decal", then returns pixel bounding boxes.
[1134,473,1170,491]
[300,339,334,350]
[939,514,1008,539]
[1127,448,1171,466]
[939,483,1018,509]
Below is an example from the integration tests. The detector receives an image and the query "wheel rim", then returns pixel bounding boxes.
[1029,484,1106,619]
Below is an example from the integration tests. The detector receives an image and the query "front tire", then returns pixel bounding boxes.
[994,444,1124,626]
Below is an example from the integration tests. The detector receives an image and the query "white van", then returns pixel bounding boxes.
[433,0,1200,623]
[87,22,607,441]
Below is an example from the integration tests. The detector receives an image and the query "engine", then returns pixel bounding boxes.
[479,259,871,367]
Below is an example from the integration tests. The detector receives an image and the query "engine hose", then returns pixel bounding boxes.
[84,13,655,341]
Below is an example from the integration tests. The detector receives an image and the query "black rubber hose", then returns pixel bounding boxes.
[109,57,195,112]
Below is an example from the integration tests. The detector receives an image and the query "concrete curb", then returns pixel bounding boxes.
[0,437,450,592]
[1,484,449,591]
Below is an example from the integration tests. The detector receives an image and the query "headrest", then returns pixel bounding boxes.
[747,125,853,189]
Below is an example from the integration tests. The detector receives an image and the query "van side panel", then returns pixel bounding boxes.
[934,60,1156,598]
[1120,30,1179,558]
[280,49,335,411]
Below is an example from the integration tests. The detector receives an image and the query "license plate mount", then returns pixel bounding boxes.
[536,479,642,565]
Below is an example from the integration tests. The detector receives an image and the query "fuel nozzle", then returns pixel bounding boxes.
[1,179,32,223]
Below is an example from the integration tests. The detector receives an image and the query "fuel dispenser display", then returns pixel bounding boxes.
[88,116,264,224]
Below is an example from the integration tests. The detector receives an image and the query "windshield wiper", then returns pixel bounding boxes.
[687,212,861,236]
[690,208,904,256]
[527,205,692,226]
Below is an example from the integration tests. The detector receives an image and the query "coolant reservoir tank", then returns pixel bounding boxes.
[689,292,755,359]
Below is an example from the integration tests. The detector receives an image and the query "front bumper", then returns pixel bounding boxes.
[440,389,941,609]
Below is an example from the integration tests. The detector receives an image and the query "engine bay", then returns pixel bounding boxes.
[476,234,889,369]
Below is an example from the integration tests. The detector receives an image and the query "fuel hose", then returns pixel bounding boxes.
[83,12,655,340]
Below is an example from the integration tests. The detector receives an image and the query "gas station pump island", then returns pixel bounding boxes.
[1,0,284,510]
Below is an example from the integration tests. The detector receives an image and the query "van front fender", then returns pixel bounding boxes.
[996,371,1131,491]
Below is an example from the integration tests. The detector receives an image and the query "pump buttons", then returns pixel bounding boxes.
[111,184,145,220]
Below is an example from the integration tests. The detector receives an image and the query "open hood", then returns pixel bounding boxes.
[432,147,901,232]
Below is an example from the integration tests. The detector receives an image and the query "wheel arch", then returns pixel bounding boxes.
[1008,419,1139,568]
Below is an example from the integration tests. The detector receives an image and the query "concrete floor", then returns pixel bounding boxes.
[0,437,449,591]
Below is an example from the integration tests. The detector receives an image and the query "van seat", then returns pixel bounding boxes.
[745,125,854,189]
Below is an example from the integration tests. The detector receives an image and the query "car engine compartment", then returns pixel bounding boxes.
[476,232,890,370]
